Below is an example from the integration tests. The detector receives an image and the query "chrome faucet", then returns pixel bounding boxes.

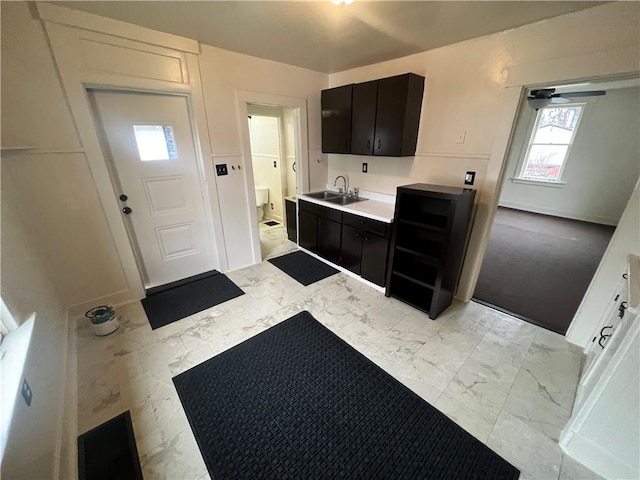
[334,175,348,194]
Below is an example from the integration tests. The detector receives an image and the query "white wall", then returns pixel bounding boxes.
[1,2,129,310]
[499,87,640,225]
[0,171,70,479]
[196,44,327,270]
[283,108,298,198]
[326,2,640,304]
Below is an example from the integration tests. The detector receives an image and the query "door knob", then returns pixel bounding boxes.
[122,207,132,215]
[119,194,128,202]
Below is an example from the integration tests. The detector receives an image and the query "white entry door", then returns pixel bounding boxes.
[90,90,217,289]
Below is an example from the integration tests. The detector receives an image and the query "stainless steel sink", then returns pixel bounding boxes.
[306,190,341,200]
[325,195,368,206]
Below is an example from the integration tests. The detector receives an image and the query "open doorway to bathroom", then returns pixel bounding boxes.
[247,104,298,260]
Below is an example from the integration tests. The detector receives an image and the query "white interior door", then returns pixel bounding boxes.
[90,90,217,289]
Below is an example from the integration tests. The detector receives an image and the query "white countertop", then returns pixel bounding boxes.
[298,193,395,223]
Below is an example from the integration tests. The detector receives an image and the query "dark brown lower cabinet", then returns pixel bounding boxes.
[298,199,391,287]
[285,198,297,243]
[361,233,389,286]
[340,224,362,275]
[317,217,341,264]
[298,209,318,252]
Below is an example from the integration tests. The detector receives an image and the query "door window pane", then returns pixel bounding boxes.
[133,125,178,161]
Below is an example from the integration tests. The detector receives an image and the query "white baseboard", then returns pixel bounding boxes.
[68,289,138,317]
[498,201,619,226]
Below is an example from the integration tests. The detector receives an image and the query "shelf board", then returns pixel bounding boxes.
[398,218,446,233]
[389,291,431,315]
[395,245,441,266]
[392,270,435,290]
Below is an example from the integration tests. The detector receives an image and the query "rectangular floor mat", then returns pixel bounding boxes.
[142,272,244,329]
[78,411,143,480]
[268,250,339,286]
[173,311,520,479]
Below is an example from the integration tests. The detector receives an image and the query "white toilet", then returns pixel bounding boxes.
[255,185,269,221]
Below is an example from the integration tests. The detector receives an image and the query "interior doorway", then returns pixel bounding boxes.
[246,104,298,260]
[473,77,640,334]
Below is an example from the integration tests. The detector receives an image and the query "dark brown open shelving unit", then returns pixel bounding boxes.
[386,184,476,319]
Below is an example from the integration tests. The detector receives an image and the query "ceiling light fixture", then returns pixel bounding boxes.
[331,0,354,6]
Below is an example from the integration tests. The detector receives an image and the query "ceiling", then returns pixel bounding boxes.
[53,1,605,74]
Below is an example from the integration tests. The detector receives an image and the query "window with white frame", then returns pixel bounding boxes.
[518,105,584,183]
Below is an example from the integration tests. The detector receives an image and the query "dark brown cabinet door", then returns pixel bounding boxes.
[317,217,342,264]
[340,223,362,274]
[298,209,318,252]
[285,199,297,243]
[321,85,353,154]
[361,233,389,286]
[350,81,377,155]
[374,75,408,157]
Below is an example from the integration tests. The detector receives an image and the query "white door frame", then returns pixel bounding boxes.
[236,91,309,264]
[457,45,640,305]
[88,87,220,288]
[39,4,227,303]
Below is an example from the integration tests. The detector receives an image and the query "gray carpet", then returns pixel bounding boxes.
[473,207,615,334]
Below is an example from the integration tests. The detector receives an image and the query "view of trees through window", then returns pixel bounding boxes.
[519,105,583,182]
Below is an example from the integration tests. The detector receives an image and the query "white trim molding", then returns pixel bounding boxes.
[235,90,310,264]
[35,3,199,54]
[40,7,227,300]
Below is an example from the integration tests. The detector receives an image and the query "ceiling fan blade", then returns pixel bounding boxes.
[560,90,606,98]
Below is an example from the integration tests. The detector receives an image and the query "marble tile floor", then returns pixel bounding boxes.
[258,222,297,260]
[76,261,602,480]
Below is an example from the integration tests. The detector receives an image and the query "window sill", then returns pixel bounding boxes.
[1,314,35,461]
[510,178,567,188]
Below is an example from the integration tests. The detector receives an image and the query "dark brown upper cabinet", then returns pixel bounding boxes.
[321,84,353,154]
[350,80,378,155]
[321,73,425,157]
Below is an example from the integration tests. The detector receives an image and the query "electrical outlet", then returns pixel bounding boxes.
[362,163,368,173]
[22,379,32,406]
[215,164,228,176]
[465,171,476,185]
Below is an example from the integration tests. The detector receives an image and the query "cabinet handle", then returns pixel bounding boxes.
[356,232,361,238]
[364,236,369,241]
[378,139,381,150]
[367,140,370,150]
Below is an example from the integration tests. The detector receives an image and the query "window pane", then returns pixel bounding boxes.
[133,125,178,161]
[533,106,581,144]
[522,145,568,181]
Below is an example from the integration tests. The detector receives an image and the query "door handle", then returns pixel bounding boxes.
[377,139,381,150]
[122,207,132,215]
[367,140,370,150]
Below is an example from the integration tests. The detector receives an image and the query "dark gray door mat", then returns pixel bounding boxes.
[268,250,339,286]
[78,411,143,480]
[142,272,244,329]
[173,311,520,479]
